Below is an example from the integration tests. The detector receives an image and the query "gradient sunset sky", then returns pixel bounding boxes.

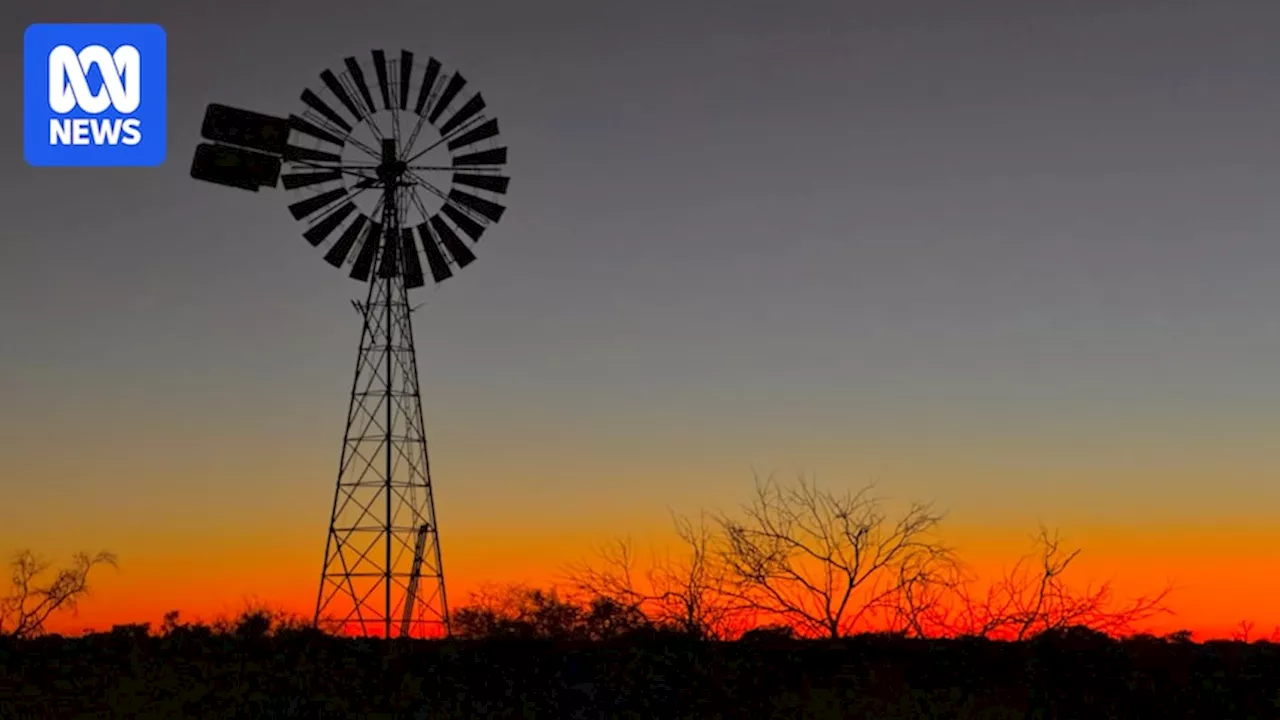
[3,0,1280,638]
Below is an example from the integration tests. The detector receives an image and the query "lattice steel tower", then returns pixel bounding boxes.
[190,49,511,638]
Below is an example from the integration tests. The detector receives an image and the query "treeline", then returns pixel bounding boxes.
[3,607,1280,718]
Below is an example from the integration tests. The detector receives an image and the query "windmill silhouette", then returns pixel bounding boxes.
[191,49,510,638]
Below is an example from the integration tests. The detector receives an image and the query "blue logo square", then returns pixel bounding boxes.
[24,23,167,167]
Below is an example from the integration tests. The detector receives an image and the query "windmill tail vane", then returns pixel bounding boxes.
[189,49,511,638]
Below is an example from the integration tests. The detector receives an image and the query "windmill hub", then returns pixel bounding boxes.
[376,159,408,184]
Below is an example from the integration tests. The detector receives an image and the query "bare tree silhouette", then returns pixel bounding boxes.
[885,531,966,638]
[566,512,744,638]
[564,541,646,619]
[714,474,954,639]
[569,477,1176,641]
[943,527,1172,640]
[0,549,116,639]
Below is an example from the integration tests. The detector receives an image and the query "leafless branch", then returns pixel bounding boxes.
[565,512,748,638]
[714,474,953,639]
[0,549,117,639]
[943,527,1173,640]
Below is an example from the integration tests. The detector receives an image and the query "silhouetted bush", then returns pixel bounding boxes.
[452,584,656,642]
[739,624,796,643]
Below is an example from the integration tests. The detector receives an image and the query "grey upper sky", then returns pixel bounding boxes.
[4,0,1280,555]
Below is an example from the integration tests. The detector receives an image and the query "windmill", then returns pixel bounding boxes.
[190,50,509,639]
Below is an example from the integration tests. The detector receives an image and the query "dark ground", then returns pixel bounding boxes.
[2,626,1278,718]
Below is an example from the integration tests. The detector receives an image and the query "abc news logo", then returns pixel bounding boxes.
[24,23,167,167]
[48,44,143,147]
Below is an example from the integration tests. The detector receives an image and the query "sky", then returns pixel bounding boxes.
[2,0,1280,638]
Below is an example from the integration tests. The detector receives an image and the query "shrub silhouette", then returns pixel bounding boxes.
[452,584,654,641]
[739,624,796,642]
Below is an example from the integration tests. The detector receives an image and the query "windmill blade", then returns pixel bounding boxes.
[400,228,425,288]
[324,214,368,267]
[441,203,485,241]
[437,94,486,136]
[282,169,343,189]
[344,57,378,115]
[446,118,500,151]
[350,221,382,281]
[452,147,507,167]
[289,187,349,220]
[303,202,357,246]
[190,142,281,191]
[453,173,509,194]
[321,69,364,122]
[301,88,353,133]
[428,74,467,124]
[415,223,453,282]
[372,50,392,110]
[288,114,346,147]
[399,51,414,109]
[430,214,477,268]
[447,189,505,223]
[284,145,342,163]
[415,58,442,115]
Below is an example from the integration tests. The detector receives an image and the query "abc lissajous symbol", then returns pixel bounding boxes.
[48,44,140,114]
[23,24,165,166]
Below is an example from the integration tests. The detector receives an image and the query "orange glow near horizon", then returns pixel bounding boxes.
[32,520,1280,642]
